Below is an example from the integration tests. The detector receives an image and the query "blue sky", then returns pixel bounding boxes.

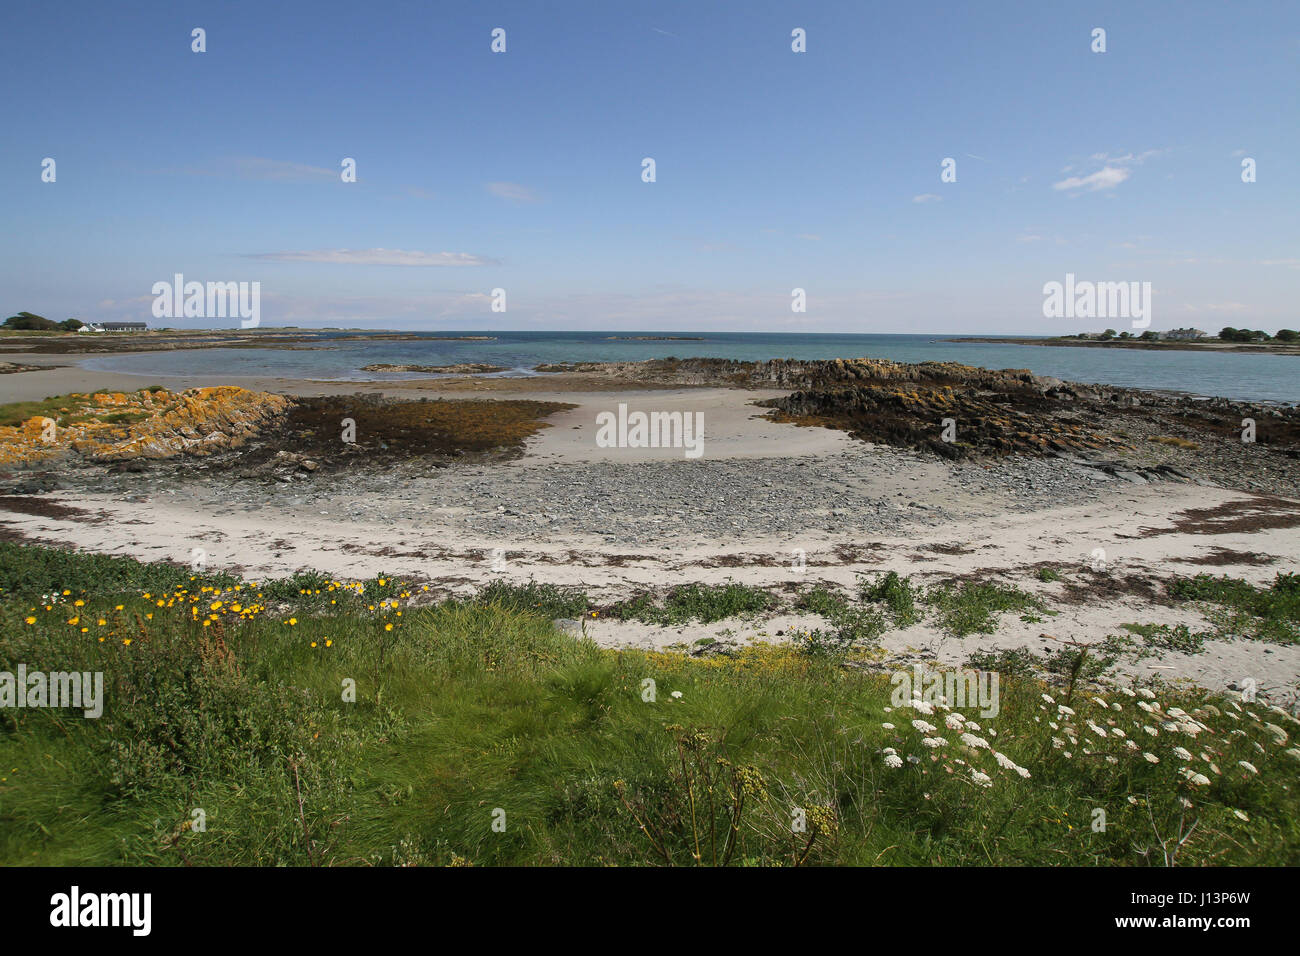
[2,0,1297,333]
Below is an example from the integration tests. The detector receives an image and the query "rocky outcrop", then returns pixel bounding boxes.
[0,387,292,466]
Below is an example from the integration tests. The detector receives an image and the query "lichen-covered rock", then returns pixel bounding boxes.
[0,386,292,465]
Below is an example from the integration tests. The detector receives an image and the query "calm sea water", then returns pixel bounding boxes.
[80,332,1299,403]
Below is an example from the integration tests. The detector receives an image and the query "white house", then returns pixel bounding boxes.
[1159,328,1206,341]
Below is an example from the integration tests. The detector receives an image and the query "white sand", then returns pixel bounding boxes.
[2,358,1298,705]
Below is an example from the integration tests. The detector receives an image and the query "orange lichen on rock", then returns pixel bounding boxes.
[0,387,292,465]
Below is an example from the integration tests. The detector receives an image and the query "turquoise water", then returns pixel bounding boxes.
[80,332,1299,403]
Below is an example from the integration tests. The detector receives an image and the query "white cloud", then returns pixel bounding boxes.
[485,181,540,203]
[247,248,496,266]
[912,193,942,203]
[1183,302,1248,313]
[1052,167,1130,192]
[796,233,821,241]
[229,157,337,182]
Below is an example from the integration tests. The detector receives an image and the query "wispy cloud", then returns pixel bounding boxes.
[912,193,942,204]
[485,181,540,203]
[247,248,496,266]
[1089,150,1164,166]
[403,186,436,200]
[796,233,821,241]
[230,157,338,182]
[1052,167,1130,192]
[1183,302,1248,313]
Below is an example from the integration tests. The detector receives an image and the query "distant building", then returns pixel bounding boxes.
[99,322,148,332]
[1159,328,1206,341]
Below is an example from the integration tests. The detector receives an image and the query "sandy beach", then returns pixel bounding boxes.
[2,351,1297,706]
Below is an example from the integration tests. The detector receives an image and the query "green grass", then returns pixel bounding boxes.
[606,581,773,626]
[1,544,1298,865]
[1167,573,1300,644]
[1120,622,1211,656]
[795,585,887,648]
[0,396,78,429]
[923,580,1044,636]
[859,571,921,627]
[0,389,164,429]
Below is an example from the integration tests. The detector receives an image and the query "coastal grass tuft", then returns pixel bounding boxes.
[923,580,1044,636]
[607,581,774,626]
[858,571,921,627]
[1167,573,1300,644]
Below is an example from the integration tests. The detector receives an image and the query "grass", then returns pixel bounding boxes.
[606,581,773,626]
[1120,622,1211,656]
[2,544,1298,865]
[859,571,921,627]
[922,580,1044,636]
[0,396,78,428]
[1167,573,1300,644]
[0,389,167,429]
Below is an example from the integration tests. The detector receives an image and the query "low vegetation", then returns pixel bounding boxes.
[2,545,1297,865]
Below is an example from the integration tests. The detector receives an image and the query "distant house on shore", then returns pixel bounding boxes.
[1159,328,1206,341]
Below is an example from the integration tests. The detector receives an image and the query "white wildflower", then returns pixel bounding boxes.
[922,736,948,749]
[1173,747,1193,760]
[969,770,992,788]
[1238,760,1258,774]
[959,733,990,750]
[1143,753,1159,763]
[912,719,937,734]
[884,754,903,769]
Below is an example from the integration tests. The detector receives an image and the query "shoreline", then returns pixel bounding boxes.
[2,352,1297,705]
[948,335,1300,356]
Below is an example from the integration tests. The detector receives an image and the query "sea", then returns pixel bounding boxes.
[79,331,1299,404]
